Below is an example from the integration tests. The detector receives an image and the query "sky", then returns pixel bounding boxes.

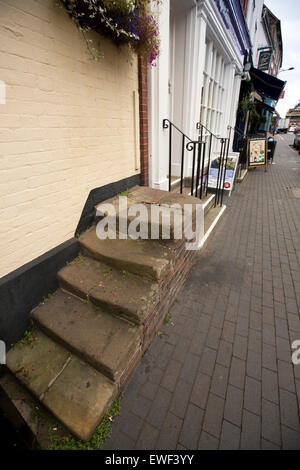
[264,0,300,117]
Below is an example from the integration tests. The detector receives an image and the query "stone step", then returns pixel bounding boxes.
[6,330,117,442]
[79,226,176,281]
[58,255,159,326]
[94,185,205,240]
[32,289,142,384]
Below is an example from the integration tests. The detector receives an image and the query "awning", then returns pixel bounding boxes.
[249,67,286,102]
[255,100,275,113]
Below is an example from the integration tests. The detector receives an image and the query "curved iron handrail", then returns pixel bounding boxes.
[163,118,233,205]
[196,122,223,140]
[163,119,206,197]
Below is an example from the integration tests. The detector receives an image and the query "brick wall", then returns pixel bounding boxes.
[138,57,149,186]
[0,0,140,277]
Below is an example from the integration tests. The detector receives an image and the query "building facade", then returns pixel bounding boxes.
[233,1,284,140]
[147,0,251,190]
[286,102,300,127]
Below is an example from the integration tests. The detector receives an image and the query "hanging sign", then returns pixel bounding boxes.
[248,137,267,166]
[258,49,272,72]
[208,154,239,191]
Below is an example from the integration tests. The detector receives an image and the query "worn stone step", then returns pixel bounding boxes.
[94,185,205,240]
[6,330,117,442]
[32,289,142,384]
[79,226,176,281]
[58,255,159,326]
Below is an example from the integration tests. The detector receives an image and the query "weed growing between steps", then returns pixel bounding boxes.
[102,268,112,282]
[40,293,53,305]
[66,253,84,267]
[164,312,172,324]
[11,329,37,349]
[45,396,122,450]
[117,189,132,198]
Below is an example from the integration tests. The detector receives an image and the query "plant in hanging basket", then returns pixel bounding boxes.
[60,0,160,66]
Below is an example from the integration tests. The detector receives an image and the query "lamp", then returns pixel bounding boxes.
[278,67,295,73]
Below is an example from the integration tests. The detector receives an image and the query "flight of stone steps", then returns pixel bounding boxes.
[5,186,225,442]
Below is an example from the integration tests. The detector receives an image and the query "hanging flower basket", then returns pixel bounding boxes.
[60,0,160,66]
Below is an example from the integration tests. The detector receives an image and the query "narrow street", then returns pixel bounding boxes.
[102,133,300,450]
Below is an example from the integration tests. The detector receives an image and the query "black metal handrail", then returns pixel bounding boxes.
[163,119,206,198]
[163,119,232,206]
[196,122,230,207]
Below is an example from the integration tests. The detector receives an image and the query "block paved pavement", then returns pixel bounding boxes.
[102,133,300,450]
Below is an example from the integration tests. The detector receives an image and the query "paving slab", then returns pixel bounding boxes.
[32,289,142,382]
[58,255,159,325]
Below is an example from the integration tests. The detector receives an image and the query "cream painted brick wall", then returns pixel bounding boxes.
[0,0,140,277]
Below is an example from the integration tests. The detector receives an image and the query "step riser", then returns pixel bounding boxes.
[204,195,216,215]
[58,276,142,326]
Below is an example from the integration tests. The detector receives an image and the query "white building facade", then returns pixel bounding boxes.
[148,0,251,190]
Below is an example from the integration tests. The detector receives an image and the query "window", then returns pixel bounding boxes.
[200,41,226,139]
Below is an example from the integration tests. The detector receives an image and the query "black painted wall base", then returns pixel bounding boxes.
[75,173,141,235]
[0,238,80,349]
[0,174,141,348]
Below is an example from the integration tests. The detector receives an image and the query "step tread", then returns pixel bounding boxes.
[80,226,176,280]
[58,255,159,325]
[6,330,117,442]
[32,289,142,382]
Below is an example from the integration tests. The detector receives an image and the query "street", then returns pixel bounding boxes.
[102,133,300,450]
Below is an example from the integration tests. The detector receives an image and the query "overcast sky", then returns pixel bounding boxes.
[264,0,300,117]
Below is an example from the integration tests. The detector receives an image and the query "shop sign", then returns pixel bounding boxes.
[258,49,272,72]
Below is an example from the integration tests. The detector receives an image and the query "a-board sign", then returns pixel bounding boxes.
[208,154,239,191]
[248,137,267,167]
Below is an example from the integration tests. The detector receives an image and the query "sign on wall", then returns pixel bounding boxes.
[248,137,267,166]
[208,154,239,191]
